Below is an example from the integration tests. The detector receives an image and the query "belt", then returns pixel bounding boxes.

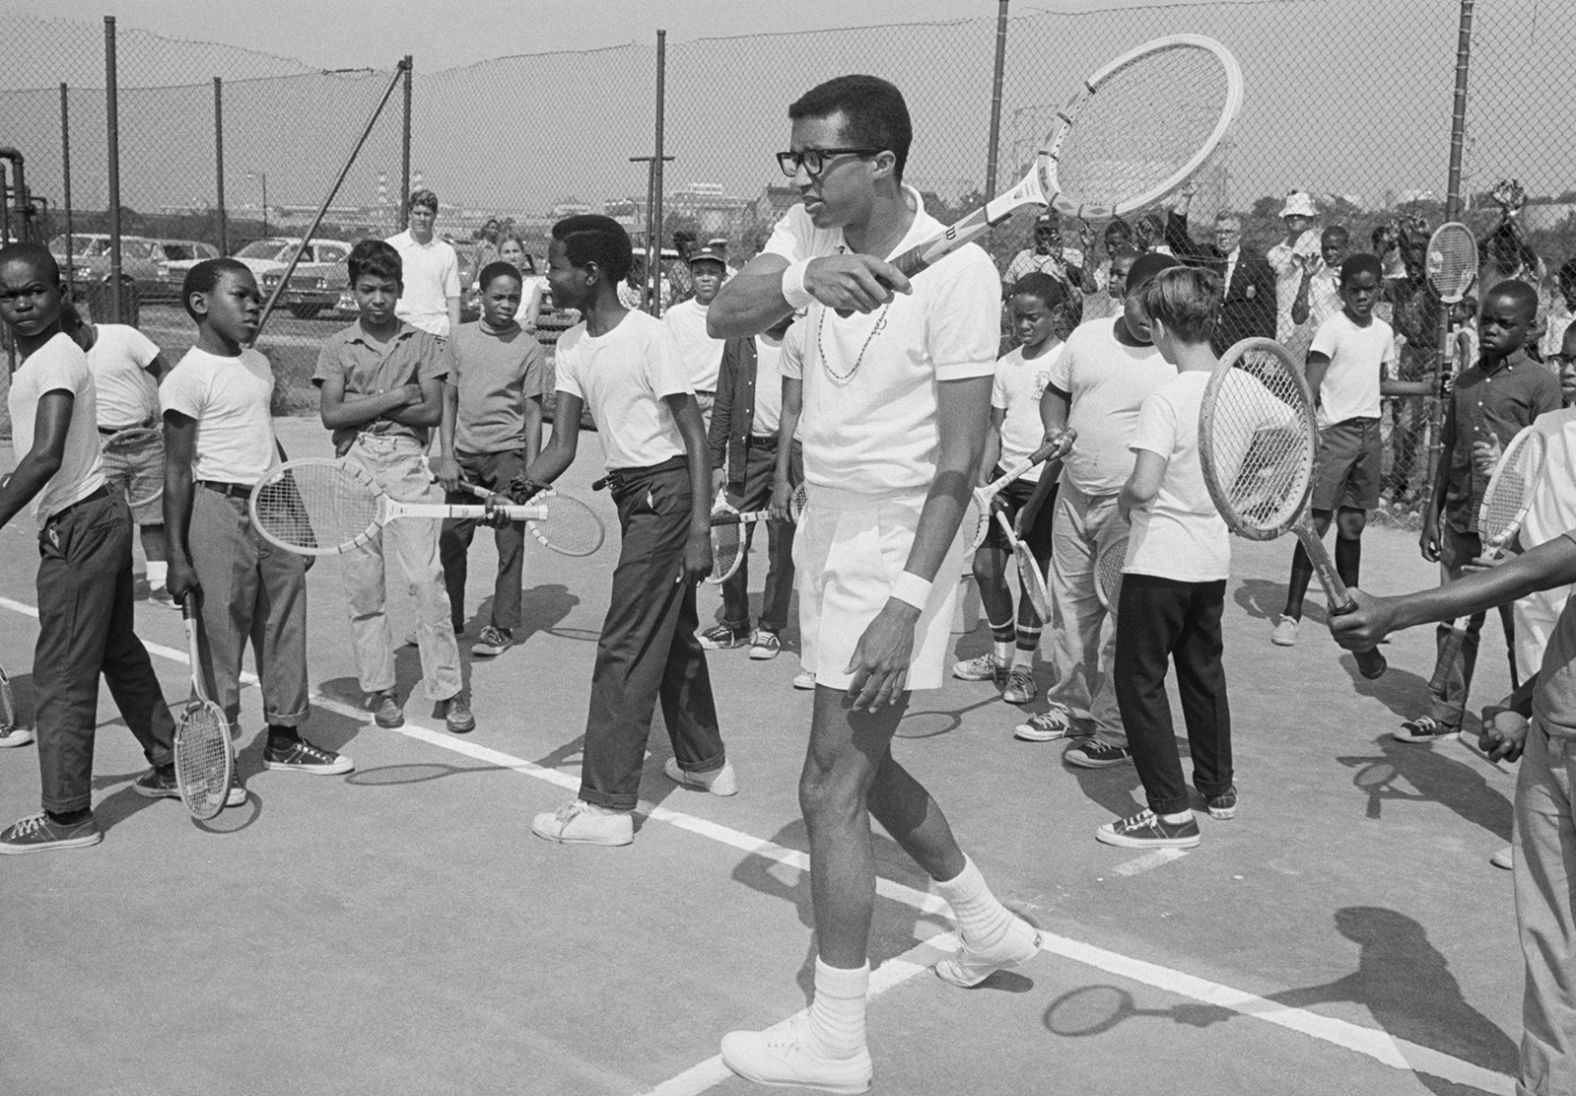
[46,484,110,523]
[197,480,254,499]
[593,455,687,493]
[98,416,158,435]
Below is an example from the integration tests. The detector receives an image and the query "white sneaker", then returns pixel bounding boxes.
[934,916,1043,988]
[0,725,35,748]
[952,652,1006,684]
[720,1017,872,1095]
[1271,615,1299,647]
[1490,845,1514,870]
[531,799,633,846]
[792,670,816,690]
[664,757,738,796]
[749,630,782,661]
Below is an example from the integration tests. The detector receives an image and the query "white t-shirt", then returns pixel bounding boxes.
[1125,370,1230,582]
[662,298,725,393]
[7,332,106,520]
[767,188,999,494]
[993,342,1063,480]
[160,347,280,485]
[1306,269,1342,332]
[553,309,692,471]
[1514,410,1576,550]
[1047,317,1175,496]
[752,330,786,437]
[1310,311,1397,427]
[387,229,461,336]
[1267,230,1321,341]
[87,323,161,429]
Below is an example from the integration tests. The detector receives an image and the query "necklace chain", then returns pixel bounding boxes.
[816,303,891,382]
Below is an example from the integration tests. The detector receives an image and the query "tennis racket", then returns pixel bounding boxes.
[708,495,751,585]
[454,479,604,557]
[1198,337,1387,679]
[175,593,233,821]
[1426,222,1478,305]
[961,436,1068,551]
[1095,533,1129,612]
[992,508,1051,621]
[1428,424,1545,695]
[0,661,15,734]
[250,458,548,557]
[100,425,164,509]
[886,35,1242,278]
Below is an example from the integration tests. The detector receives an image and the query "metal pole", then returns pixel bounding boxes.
[650,29,667,317]
[400,55,413,231]
[984,0,1010,200]
[104,16,123,323]
[214,77,228,254]
[61,84,73,299]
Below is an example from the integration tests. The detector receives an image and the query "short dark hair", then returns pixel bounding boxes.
[1322,225,1350,245]
[1009,272,1066,309]
[1486,279,1539,322]
[1338,253,1382,282]
[479,260,523,290]
[348,238,402,285]
[0,243,60,284]
[552,215,633,283]
[408,188,438,212]
[182,257,252,321]
[1127,251,1181,294]
[1140,266,1220,344]
[789,75,912,185]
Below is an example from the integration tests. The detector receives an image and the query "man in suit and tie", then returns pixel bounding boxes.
[1164,193,1276,354]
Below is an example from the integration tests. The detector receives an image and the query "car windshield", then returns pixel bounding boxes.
[235,239,291,260]
[51,235,108,257]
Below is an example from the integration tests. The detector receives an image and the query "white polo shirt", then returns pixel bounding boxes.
[662,298,725,394]
[993,342,1063,479]
[767,188,999,495]
[160,347,280,485]
[7,332,106,520]
[86,323,162,429]
[387,229,461,337]
[1310,310,1397,427]
[553,309,692,471]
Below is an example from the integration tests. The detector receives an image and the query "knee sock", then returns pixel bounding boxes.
[807,958,869,1058]
[935,855,1014,951]
[1335,535,1361,591]
[986,617,1013,665]
[1284,541,1314,620]
[1011,624,1041,670]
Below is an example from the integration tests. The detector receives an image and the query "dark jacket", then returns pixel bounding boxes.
[709,335,764,486]
[1165,212,1277,353]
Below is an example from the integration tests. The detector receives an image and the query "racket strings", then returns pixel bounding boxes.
[534,495,605,556]
[175,703,230,810]
[1206,357,1314,532]
[1056,44,1228,204]
[1479,466,1530,544]
[1096,537,1127,610]
[711,520,744,579]
[254,464,379,552]
[1428,224,1477,299]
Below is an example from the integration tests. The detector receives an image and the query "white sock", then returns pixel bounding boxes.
[145,560,168,588]
[934,855,1013,952]
[806,958,868,1059]
[1160,810,1193,824]
[992,640,1013,665]
[1010,645,1035,670]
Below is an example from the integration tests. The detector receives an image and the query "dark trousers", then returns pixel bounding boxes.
[581,461,725,810]
[1114,573,1232,816]
[440,449,526,632]
[35,491,175,813]
[1428,525,1518,726]
[721,437,800,634]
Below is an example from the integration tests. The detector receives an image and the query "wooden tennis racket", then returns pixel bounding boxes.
[991,508,1051,622]
[1198,338,1386,679]
[452,480,604,557]
[961,436,1069,551]
[1426,222,1479,305]
[1094,533,1129,613]
[175,593,233,821]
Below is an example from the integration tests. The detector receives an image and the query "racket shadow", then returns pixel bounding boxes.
[896,695,1003,739]
[345,761,508,787]
[1336,739,1511,839]
[1044,984,1232,1038]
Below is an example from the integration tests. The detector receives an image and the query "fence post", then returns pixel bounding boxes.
[214,77,227,254]
[650,29,668,317]
[400,55,413,232]
[984,0,1010,201]
[60,83,73,299]
[104,15,122,323]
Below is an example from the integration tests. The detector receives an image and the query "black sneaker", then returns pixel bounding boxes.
[263,738,354,776]
[133,766,181,799]
[1394,716,1457,743]
[1064,738,1133,769]
[1204,786,1238,820]
[0,813,103,854]
[1096,809,1201,849]
[472,625,513,658]
[699,624,748,650]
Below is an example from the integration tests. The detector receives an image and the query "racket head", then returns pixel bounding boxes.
[1199,338,1318,541]
[174,699,233,821]
[250,458,381,556]
[529,489,605,557]
[101,426,165,508]
[1014,541,1052,622]
[707,498,746,585]
[1477,426,1544,551]
[1426,222,1479,304]
[1095,534,1129,612]
[787,483,810,523]
[1044,35,1243,220]
[0,662,14,731]
[962,493,992,551]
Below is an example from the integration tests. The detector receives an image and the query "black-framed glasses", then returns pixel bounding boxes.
[776,147,881,178]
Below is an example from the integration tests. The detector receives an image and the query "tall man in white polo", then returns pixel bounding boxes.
[386,188,461,339]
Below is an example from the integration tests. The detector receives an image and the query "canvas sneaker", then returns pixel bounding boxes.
[0,813,103,854]
[132,766,180,799]
[749,630,782,661]
[1014,706,1075,742]
[1490,845,1514,870]
[263,738,354,776]
[952,653,1007,686]
[720,1017,872,1095]
[531,799,633,846]
[699,624,749,651]
[664,757,738,796]
[1394,716,1457,743]
[1064,738,1133,769]
[934,916,1043,988]
[1271,615,1299,647]
[792,670,816,690]
[1002,667,1037,705]
[1096,809,1201,849]
[0,724,36,748]
[472,626,513,658]
[1204,786,1238,820]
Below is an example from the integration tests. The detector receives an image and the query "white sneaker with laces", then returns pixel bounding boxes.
[792,670,816,690]
[749,630,782,660]
[1002,667,1037,704]
[953,652,1005,683]
[934,916,1043,988]
[663,757,738,796]
[720,1017,872,1094]
[531,799,633,846]
[1271,615,1299,647]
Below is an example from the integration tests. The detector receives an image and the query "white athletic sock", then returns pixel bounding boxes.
[1010,646,1035,670]
[1160,810,1193,824]
[806,959,868,1059]
[992,640,1013,665]
[145,560,168,588]
[934,855,1013,952]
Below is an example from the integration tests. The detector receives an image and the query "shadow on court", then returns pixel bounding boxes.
[1336,737,1512,840]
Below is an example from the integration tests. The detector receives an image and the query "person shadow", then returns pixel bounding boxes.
[1336,735,1512,841]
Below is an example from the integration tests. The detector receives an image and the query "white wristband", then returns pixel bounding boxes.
[890,572,933,611]
[781,259,815,311]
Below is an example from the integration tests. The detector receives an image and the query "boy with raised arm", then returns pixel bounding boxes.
[708,75,1041,1093]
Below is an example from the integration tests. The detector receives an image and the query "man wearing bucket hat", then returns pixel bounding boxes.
[1003,210,1085,296]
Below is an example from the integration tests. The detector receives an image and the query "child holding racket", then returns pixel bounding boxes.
[512,215,730,848]
[315,239,471,733]
[436,260,550,661]
[1099,265,1234,849]
[163,258,353,780]
[708,75,1041,1093]
[951,272,1066,704]
[0,244,179,853]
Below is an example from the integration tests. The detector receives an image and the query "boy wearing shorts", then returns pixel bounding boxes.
[316,239,472,733]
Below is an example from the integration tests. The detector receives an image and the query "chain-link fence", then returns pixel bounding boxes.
[3,1,1574,503]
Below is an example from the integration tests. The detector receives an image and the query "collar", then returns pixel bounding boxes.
[837,185,927,262]
[346,320,417,348]
[1479,349,1530,377]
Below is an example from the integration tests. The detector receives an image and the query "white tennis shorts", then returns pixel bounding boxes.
[793,485,967,692]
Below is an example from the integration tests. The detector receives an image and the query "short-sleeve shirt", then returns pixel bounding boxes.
[752,330,786,437]
[87,323,162,429]
[1305,269,1343,334]
[1531,530,1576,742]
[161,347,280,485]
[1510,409,1576,551]
[313,321,448,454]
[1003,247,1085,289]
[1046,317,1175,496]
[1124,370,1230,582]
[445,320,550,454]
[662,298,726,393]
[767,189,999,495]
[992,343,1063,481]
[7,332,106,520]
[1309,311,1397,427]
[553,309,692,471]
[1442,351,1562,532]
[386,229,461,336]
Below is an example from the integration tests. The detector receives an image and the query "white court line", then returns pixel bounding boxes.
[1113,847,1190,876]
[0,595,1514,1096]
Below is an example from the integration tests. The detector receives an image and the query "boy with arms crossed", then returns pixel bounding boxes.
[708,75,1040,1092]
[436,260,550,660]
[164,259,352,780]
[512,215,731,848]
[316,239,472,733]
[0,245,179,852]
[951,272,1066,704]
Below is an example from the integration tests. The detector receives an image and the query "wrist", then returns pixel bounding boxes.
[782,259,815,310]
[889,571,932,611]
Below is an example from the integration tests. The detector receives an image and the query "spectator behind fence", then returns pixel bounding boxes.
[1077,219,1134,321]
[1379,223,1437,502]
[1537,258,1576,364]
[1163,191,1275,353]
[1290,225,1350,337]
[1003,209,1084,297]
[1266,190,1323,354]
[387,189,461,339]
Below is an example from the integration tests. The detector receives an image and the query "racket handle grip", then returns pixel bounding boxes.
[1353,647,1389,680]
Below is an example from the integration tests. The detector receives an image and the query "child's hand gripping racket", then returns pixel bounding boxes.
[707,484,809,585]
[1198,338,1387,679]
[175,593,233,821]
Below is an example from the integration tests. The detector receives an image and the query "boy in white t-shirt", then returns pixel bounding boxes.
[510,215,730,849]
[661,245,728,427]
[952,272,1066,704]
[0,244,178,852]
[1100,265,1234,850]
[163,259,352,785]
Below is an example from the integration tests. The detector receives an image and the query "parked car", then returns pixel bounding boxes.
[164,237,352,319]
[48,233,207,304]
[144,239,221,301]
